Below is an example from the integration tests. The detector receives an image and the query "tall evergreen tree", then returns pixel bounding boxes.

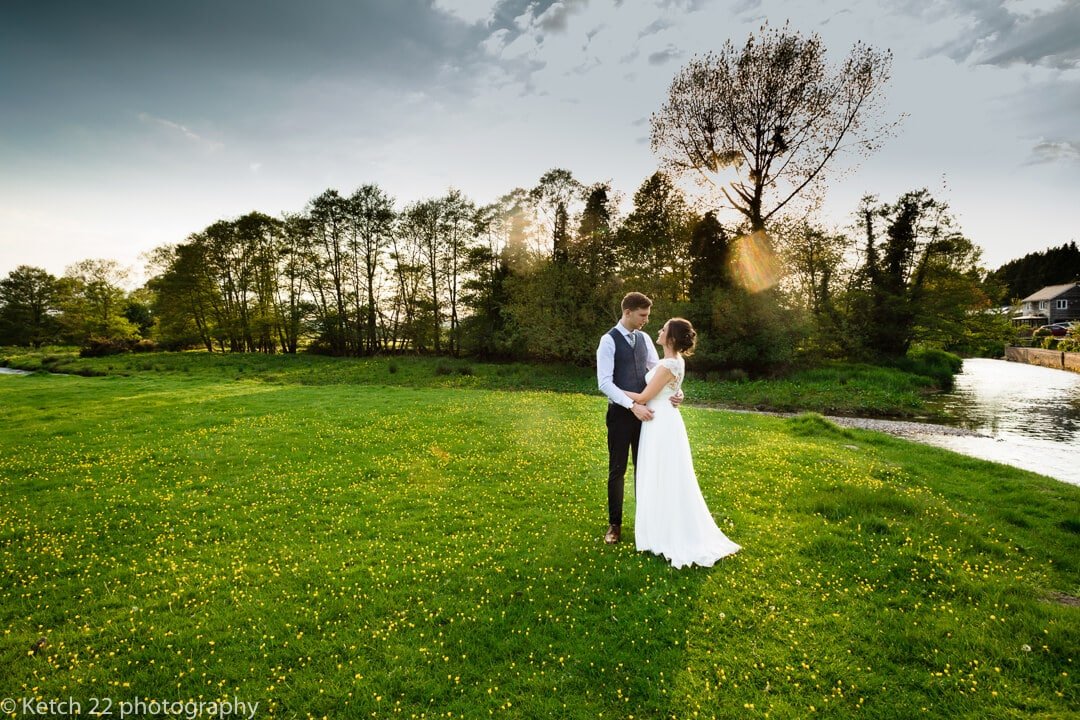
[688,211,731,298]
[985,241,1080,304]
[617,171,694,302]
[574,183,616,282]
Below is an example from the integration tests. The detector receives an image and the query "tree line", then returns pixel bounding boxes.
[0,171,1015,368]
[984,242,1080,306]
[0,23,1024,369]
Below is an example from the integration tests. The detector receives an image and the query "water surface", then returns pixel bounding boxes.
[923,358,1079,486]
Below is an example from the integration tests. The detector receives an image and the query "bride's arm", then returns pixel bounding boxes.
[624,365,675,404]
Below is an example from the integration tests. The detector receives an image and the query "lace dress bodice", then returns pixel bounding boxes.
[645,357,685,403]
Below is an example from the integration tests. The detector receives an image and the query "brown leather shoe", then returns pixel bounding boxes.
[604,524,622,544]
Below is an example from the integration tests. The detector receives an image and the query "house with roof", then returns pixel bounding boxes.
[1014,282,1080,326]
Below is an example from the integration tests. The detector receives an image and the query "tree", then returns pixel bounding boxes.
[616,171,694,302]
[347,184,395,354]
[848,189,990,358]
[461,203,513,358]
[398,198,445,353]
[276,212,315,354]
[776,220,852,318]
[439,189,477,356]
[307,189,352,354]
[0,265,59,346]
[58,259,139,343]
[529,168,584,262]
[145,243,220,351]
[574,183,617,283]
[984,241,1080,305]
[124,287,156,338]
[234,211,283,353]
[772,219,854,358]
[651,22,897,232]
[687,210,731,299]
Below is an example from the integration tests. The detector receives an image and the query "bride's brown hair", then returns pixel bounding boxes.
[667,317,697,356]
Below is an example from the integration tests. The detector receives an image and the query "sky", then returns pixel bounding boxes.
[2,0,1078,286]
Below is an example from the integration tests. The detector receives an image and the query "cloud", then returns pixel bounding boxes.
[432,0,499,25]
[1028,138,1080,164]
[536,0,590,32]
[638,18,673,38]
[820,8,852,26]
[658,0,710,11]
[976,2,1080,69]
[137,113,222,150]
[647,44,682,65]
[914,0,1080,70]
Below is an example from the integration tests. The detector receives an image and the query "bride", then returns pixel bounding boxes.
[623,318,741,568]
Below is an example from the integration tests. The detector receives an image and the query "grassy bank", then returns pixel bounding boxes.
[1,347,947,418]
[1,359,1076,718]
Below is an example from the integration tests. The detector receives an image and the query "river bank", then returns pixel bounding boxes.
[721,406,1078,487]
[1005,346,1080,373]
[721,358,1080,487]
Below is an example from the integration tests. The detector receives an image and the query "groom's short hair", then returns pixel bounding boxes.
[621,292,652,312]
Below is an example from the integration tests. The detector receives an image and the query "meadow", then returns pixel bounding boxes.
[0,352,1077,718]
[2,347,949,418]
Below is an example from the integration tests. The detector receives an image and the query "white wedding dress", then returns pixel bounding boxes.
[635,357,741,568]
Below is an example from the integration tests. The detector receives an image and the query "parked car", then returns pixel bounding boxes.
[1045,324,1070,337]
[1034,324,1065,337]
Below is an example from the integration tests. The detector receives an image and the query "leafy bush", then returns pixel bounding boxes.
[892,347,963,390]
[79,337,133,358]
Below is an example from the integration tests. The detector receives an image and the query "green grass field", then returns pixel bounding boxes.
[2,347,947,418]
[1,355,1077,718]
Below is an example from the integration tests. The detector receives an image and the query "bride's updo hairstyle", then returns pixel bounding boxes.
[667,317,697,356]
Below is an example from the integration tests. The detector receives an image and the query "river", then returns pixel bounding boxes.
[920,358,1080,486]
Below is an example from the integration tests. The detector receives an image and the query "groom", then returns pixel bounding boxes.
[596,292,680,544]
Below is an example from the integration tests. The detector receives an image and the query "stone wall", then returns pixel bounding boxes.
[1005,346,1080,373]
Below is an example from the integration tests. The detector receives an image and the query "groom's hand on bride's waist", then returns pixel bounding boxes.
[632,403,654,422]
[670,390,684,408]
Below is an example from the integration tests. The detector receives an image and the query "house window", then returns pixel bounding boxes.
[1057,299,1069,310]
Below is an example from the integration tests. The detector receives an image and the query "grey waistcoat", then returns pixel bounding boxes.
[609,327,648,395]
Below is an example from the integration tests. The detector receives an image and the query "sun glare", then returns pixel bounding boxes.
[730,229,782,293]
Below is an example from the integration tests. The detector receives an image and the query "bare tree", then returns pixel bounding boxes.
[651,22,898,232]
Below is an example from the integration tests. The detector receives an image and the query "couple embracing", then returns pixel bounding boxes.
[596,292,741,569]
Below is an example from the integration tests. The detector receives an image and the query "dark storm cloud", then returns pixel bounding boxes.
[913,0,1080,70]
[0,0,490,138]
[977,2,1080,70]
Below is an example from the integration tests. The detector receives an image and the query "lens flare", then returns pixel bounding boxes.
[730,229,781,293]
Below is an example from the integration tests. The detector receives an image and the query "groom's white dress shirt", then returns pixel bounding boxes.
[597,324,660,409]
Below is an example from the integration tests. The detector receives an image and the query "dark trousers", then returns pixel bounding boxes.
[606,403,642,526]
